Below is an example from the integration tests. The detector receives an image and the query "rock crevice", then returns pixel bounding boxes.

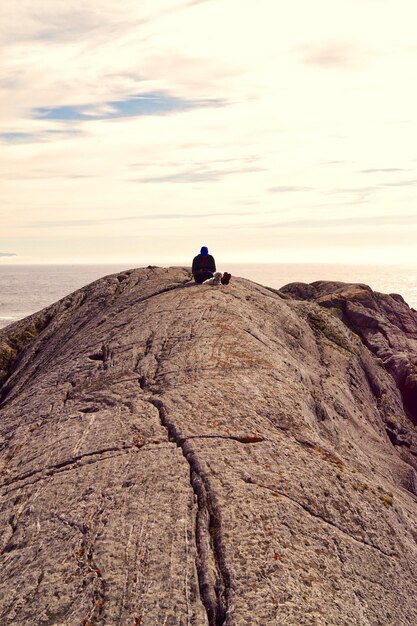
[149,397,231,626]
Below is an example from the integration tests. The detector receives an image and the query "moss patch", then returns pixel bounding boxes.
[379,494,393,508]
[307,310,354,353]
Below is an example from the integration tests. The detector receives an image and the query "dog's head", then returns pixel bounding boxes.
[213,272,222,283]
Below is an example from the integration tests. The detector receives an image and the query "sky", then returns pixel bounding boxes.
[1,0,417,266]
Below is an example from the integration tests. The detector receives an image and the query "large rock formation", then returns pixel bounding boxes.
[0,267,416,626]
[280,281,417,436]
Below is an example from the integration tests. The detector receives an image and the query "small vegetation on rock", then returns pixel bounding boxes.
[352,482,368,493]
[376,486,394,508]
[310,389,321,402]
[379,494,394,508]
[307,310,354,353]
[314,446,344,468]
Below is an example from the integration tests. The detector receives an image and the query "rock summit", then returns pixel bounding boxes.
[0,267,416,625]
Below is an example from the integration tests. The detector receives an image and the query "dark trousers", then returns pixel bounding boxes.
[194,271,214,284]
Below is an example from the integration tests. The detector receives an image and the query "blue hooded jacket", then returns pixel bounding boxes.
[192,246,216,275]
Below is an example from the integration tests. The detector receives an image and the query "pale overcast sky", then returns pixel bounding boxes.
[1,0,417,265]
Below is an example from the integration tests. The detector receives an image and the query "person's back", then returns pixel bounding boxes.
[192,246,216,284]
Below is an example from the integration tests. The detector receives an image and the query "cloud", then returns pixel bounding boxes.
[33,92,225,122]
[31,215,193,227]
[0,4,109,45]
[29,211,259,228]
[258,214,417,229]
[359,168,411,174]
[331,186,379,194]
[0,168,95,180]
[0,132,38,144]
[314,177,417,197]
[321,160,353,165]
[0,129,83,144]
[2,2,417,266]
[297,41,368,69]
[269,186,313,193]
[0,252,16,257]
[137,166,264,184]
[382,178,417,187]
[129,155,261,169]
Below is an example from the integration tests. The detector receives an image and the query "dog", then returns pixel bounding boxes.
[203,271,232,286]
[203,271,223,285]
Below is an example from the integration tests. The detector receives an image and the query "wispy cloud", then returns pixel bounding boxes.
[0,5,108,45]
[33,92,225,122]
[0,129,83,144]
[321,160,353,165]
[0,252,16,257]
[259,214,417,229]
[269,186,313,193]
[0,132,37,144]
[329,178,417,194]
[136,166,264,184]
[1,1,417,265]
[0,169,95,180]
[30,217,174,227]
[29,211,259,228]
[297,41,368,69]
[129,155,261,170]
[331,186,379,194]
[359,168,412,174]
[382,178,417,187]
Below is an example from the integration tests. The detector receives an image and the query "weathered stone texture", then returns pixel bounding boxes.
[0,267,416,625]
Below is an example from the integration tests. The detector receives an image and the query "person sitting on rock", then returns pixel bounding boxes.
[192,247,232,285]
[192,246,216,284]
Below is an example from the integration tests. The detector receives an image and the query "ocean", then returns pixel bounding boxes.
[1,263,416,330]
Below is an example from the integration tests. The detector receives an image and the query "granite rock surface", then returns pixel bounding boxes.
[0,267,416,626]
[280,280,417,469]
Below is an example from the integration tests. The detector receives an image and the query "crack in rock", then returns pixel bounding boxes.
[148,397,232,626]
[179,434,265,445]
[1,446,133,490]
[1,452,132,497]
[246,478,396,559]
